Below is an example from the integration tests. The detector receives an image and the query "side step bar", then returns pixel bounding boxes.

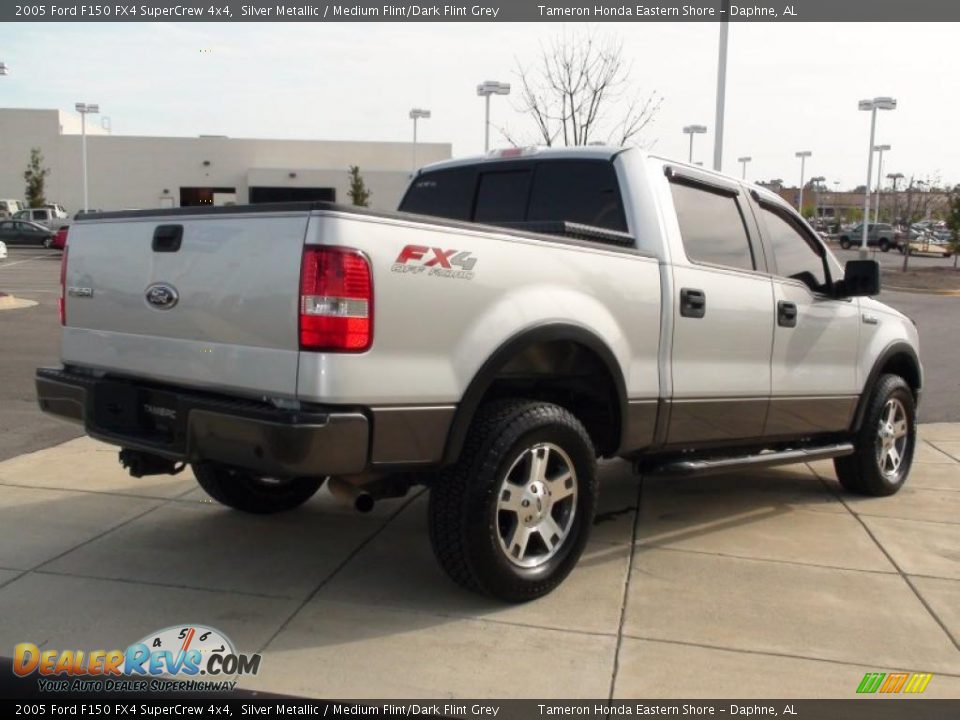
[649,442,855,477]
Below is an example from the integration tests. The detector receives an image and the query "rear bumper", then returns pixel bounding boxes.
[35,367,369,477]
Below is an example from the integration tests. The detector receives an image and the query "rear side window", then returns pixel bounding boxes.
[474,170,532,223]
[528,161,627,231]
[399,167,476,221]
[670,181,755,272]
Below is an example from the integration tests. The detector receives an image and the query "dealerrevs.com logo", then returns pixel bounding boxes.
[13,624,261,693]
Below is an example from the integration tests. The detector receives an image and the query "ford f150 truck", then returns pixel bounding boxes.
[36,147,921,602]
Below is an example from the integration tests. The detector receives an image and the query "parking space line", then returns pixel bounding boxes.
[607,476,644,701]
[0,256,48,270]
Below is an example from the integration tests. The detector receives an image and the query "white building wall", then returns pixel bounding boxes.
[0,108,451,214]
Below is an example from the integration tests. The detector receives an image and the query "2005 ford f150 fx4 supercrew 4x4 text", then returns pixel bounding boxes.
[37,147,921,601]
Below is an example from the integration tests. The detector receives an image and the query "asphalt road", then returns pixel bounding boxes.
[0,246,957,463]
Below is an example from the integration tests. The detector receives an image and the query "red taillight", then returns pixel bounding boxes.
[299,246,373,352]
[58,245,68,325]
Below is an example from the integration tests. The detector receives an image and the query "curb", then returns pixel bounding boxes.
[882,284,960,297]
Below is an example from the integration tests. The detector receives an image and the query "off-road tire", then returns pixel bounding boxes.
[834,374,916,496]
[192,462,323,513]
[428,400,598,602]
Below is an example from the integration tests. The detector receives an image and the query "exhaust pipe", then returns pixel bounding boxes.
[327,477,375,513]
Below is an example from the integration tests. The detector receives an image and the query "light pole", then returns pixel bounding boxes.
[713,0,730,171]
[409,108,431,172]
[887,172,904,225]
[75,102,100,212]
[476,81,510,153]
[872,143,890,224]
[858,96,897,257]
[795,151,812,216]
[683,125,707,163]
[809,176,825,223]
[737,156,751,180]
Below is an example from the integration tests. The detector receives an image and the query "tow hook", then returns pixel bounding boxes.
[119,449,186,478]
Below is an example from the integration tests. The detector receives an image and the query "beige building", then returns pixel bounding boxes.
[0,108,451,214]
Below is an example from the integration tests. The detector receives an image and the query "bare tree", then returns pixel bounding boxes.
[899,175,942,271]
[502,30,662,148]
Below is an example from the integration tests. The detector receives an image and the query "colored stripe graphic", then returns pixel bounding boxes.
[903,673,933,694]
[857,672,885,693]
[857,671,932,694]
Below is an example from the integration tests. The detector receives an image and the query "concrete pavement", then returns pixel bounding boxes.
[0,427,958,698]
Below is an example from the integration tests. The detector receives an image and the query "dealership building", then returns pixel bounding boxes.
[0,108,451,214]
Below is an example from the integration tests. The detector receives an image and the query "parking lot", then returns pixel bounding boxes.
[1,245,959,698]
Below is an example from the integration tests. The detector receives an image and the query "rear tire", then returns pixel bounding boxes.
[428,400,597,602]
[839,238,852,250]
[834,374,916,496]
[879,239,891,252]
[192,463,323,513]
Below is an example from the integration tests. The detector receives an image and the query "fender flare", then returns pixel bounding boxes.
[441,323,629,464]
[851,341,922,432]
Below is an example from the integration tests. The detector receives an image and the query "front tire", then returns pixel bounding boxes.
[192,463,323,513]
[834,374,916,496]
[839,238,852,250]
[428,400,598,602]
[879,239,891,252]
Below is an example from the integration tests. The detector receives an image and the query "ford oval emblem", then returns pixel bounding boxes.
[145,283,179,310]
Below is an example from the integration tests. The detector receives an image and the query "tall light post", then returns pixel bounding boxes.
[795,151,812,216]
[887,172,904,226]
[75,102,100,212]
[476,80,510,153]
[858,96,897,257]
[810,176,825,224]
[409,108,431,172]
[872,143,891,224]
[683,125,707,163]
[737,156,751,180]
[713,0,730,171]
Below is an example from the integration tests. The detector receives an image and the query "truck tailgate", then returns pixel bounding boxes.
[62,213,309,399]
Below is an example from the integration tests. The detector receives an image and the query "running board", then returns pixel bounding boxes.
[649,442,855,477]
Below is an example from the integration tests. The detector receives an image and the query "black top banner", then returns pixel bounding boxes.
[5,0,960,23]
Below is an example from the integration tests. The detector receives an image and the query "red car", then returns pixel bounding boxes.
[48,225,68,250]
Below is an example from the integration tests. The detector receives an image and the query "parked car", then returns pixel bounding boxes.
[48,225,69,250]
[902,234,953,257]
[0,219,55,246]
[0,199,24,219]
[37,146,921,602]
[13,206,69,230]
[0,240,7,259]
[838,223,902,252]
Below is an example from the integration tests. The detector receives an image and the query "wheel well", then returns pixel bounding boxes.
[443,330,626,463]
[880,352,921,395]
[481,340,621,456]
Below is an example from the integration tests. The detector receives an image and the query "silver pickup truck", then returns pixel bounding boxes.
[37,147,921,602]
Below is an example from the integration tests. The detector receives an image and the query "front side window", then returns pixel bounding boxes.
[670,181,755,272]
[761,206,828,291]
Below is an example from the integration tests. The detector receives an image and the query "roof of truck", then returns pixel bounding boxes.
[417,145,631,174]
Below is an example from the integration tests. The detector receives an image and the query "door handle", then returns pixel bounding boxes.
[680,288,706,318]
[152,225,183,252]
[778,300,798,328]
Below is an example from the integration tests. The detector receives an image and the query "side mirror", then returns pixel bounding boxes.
[836,260,881,297]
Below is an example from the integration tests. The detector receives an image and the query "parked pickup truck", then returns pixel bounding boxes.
[37,147,922,602]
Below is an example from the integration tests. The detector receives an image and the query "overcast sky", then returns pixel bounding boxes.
[2,21,957,188]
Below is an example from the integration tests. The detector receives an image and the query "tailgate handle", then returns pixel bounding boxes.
[152,225,183,252]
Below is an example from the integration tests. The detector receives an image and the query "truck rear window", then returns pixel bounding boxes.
[399,159,628,232]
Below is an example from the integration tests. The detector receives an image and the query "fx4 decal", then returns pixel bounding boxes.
[392,245,477,280]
